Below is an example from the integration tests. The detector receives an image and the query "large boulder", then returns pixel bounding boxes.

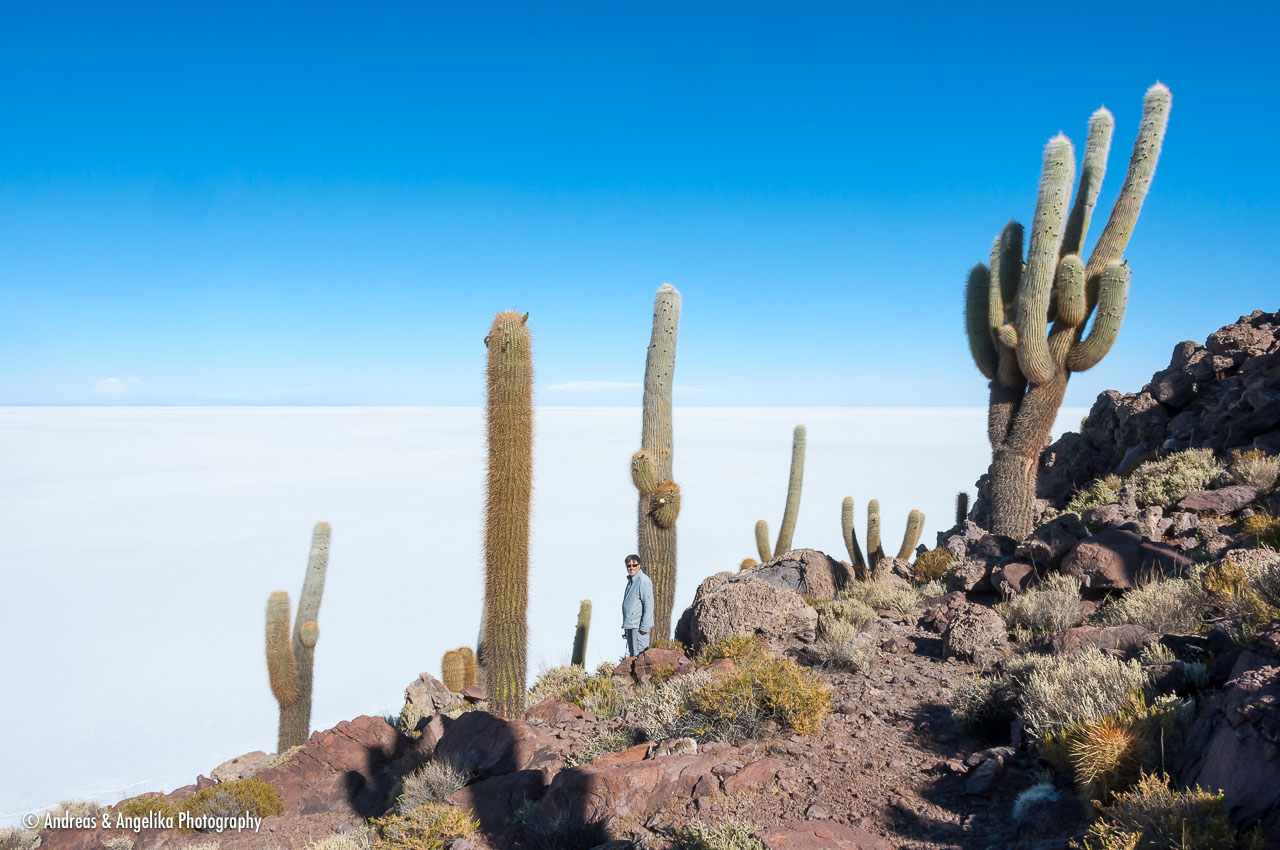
[403,671,463,715]
[1015,514,1090,570]
[1179,620,1280,840]
[1059,527,1191,591]
[747,548,852,600]
[942,605,1008,669]
[612,648,694,685]
[434,711,563,780]
[755,821,893,849]
[675,572,817,654]
[1176,485,1260,514]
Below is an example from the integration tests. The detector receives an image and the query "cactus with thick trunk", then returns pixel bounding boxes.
[571,600,592,667]
[441,650,465,692]
[964,84,1170,539]
[273,522,330,752]
[633,284,681,641]
[755,425,806,560]
[483,310,533,718]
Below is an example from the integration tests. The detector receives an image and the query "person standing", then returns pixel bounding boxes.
[621,554,654,657]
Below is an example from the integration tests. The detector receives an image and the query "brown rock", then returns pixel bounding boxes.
[1060,528,1190,590]
[721,757,784,795]
[942,605,1008,670]
[991,561,1037,595]
[254,715,412,817]
[537,754,720,824]
[1039,624,1156,658]
[1176,485,1260,514]
[403,671,463,715]
[435,711,562,779]
[920,591,968,634]
[446,769,551,833]
[756,820,893,849]
[591,743,652,766]
[747,547,852,600]
[612,648,694,684]
[210,750,272,783]
[524,698,586,726]
[460,684,488,702]
[1015,514,1089,569]
[674,573,817,654]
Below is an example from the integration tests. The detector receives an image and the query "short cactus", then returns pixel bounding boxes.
[441,650,465,692]
[457,646,478,688]
[956,492,969,526]
[632,284,682,642]
[571,600,592,667]
[271,521,331,752]
[755,425,807,561]
[483,310,533,718]
[839,499,924,573]
[755,519,772,562]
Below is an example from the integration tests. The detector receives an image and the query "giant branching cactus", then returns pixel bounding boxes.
[268,521,330,752]
[571,600,591,667]
[840,498,923,579]
[483,311,532,718]
[755,425,806,561]
[632,284,682,642]
[965,84,1171,540]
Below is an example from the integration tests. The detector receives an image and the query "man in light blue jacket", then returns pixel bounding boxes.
[621,553,654,657]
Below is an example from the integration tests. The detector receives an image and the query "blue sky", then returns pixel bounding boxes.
[1,1,1276,406]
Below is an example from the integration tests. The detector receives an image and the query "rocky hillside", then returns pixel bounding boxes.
[10,310,1280,850]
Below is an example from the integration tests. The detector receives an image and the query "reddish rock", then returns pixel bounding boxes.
[255,715,412,816]
[674,572,817,654]
[721,757,784,795]
[1060,527,1190,590]
[1039,624,1155,658]
[434,711,562,779]
[756,821,893,849]
[445,769,551,832]
[590,743,652,766]
[612,648,694,684]
[538,754,720,824]
[210,750,272,783]
[1176,485,1260,514]
[460,684,488,702]
[747,547,852,600]
[991,561,1037,595]
[524,698,586,726]
[919,591,968,634]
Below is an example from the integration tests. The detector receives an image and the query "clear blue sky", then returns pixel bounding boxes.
[2,1,1276,406]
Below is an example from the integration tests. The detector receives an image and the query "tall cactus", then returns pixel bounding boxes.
[633,284,681,642]
[839,499,923,574]
[571,600,592,667]
[755,425,806,561]
[483,311,533,718]
[271,521,330,752]
[965,84,1171,539]
[956,492,970,526]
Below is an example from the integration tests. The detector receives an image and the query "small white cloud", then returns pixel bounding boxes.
[547,381,642,392]
[92,377,143,398]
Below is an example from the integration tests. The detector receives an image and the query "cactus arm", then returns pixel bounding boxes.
[895,510,925,561]
[965,264,998,380]
[1084,83,1172,304]
[571,600,591,667]
[1062,108,1115,257]
[774,425,806,555]
[652,481,681,529]
[266,592,298,709]
[755,519,772,562]
[867,499,883,567]
[989,224,1029,390]
[840,497,866,576]
[1067,261,1130,372]
[1047,254,1086,365]
[484,310,533,718]
[293,522,329,649]
[278,524,329,751]
[637,284,681,642]
[630,449,659,495]
[1014,135,1076,386]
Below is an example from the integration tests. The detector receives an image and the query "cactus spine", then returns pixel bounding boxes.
[965,84,1170,539]
[571,600,592,667]
[457,646,478,688]
[483,311,533,718]
[633,284,681,642]
[273,522,330,752]
[441,650,465,692]
[956,492,969,526]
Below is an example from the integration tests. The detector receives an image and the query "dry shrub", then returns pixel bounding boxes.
[674,817,765,850]
[561,664,631,719]
[1095,577,1207,634]
[950,673,1021,740]
[1127,448,1223,508]
[117,793,177,822]
[564,726,637,768]
[690,654,832,737]
[395,758,472,813]
[370,802,477,850]
[696,635,765,666]
[0,828,41,850]
[628,670,713,743]
[1017,648,1148,738]
[913,548,954,583]
[1241,510,1280,550]
[1066,476,1123,516]
[814,597,877,637]
[1202,549,1280,642]
[812,619,872,673]
[1081,772,1262,849]
[528,664,589,706]
[1228,447,1279,491]
[177,778,283,829]
[306,834,373,850]
[996,573,1083,639]
[839,578,921,613]
[918,578,947,598]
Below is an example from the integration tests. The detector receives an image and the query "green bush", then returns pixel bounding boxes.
[690,653,832,737]
[675,817,765,850]
[696,635,765,666]
[996,573,1083,639]
[1128,448,1224,508]
[1095,577,1207,634]
[370,802,477,850]
[1202,549,1280,641]
[913,548,954,583]
[1241,510,1280,550]
[814,597,877,638]
[117,793,177,822]
[1066,475,1123,516]
[1228,448,1279,491]
[1079,772,1262,849]
[177,778,283,830]
[561,664,631,719]
[528,664,589,706]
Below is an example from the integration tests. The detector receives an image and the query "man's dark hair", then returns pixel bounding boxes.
[625,554,640,565]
